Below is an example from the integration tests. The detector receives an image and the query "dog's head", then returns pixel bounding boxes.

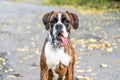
[42,11,79,46]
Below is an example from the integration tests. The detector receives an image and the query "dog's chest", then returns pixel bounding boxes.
[45,42,71,69]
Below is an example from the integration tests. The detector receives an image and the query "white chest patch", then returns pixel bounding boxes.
[45,42,71,69]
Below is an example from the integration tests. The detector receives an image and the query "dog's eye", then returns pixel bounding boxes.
[51,17,58,25]
[63,20,69,25]
[64,20,69,24]
[62,17,69,25]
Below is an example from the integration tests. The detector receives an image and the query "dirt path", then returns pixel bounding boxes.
[0,1,120,80]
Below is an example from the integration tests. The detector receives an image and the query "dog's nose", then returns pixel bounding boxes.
[56,24,63,30]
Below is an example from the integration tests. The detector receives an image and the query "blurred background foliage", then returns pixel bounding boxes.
[11,0,120,11]
[44,0,120,10]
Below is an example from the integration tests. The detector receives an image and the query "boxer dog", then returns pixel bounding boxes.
[40,11,79,80]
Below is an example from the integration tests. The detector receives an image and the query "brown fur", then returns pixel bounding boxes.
[40,11,78,80]
[40,38,75,80]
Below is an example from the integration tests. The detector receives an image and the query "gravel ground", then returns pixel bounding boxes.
[0,1,120,80]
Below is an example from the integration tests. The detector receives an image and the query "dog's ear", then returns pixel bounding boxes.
[66,11,79,29]
[42,11,54,30]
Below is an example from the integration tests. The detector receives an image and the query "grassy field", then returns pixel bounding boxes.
[6,0,120,13]
[44,0,120,11]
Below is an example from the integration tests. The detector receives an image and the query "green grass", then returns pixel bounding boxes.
[44,0,120,10]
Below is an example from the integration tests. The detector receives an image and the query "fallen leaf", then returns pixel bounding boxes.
[4,68,14,73]
[75,61,79,64]
[106,47,113,52]
[88,44,98,50]
[7,52,11,55]
[0,65,3,70]
[75,65,80,69]
[75,76,84,79]
[102,31,107,35]
[100,63,108,68]
[7,75,17,79]
[18,60,23,64]
[37,23,42,28]
[31,42,36,47]
[115,59,120,64]
[79,48,83,51]
[77,56,82,59]
[7,73,21,78]
[13,73,21,77]
[87,40,112,50]
[88,38,97,42]
[76,69,85,73]
[16,47,29,51]
[0,57,6,63]
[35,49,39,54]
[29,66,37,70]
[83,76,93,80]
[71,38,79,45]
[91,73,97,76]
[104,41,111,47]
[0,57,6,65]
[99,43,107,49]
[86,68,92,72]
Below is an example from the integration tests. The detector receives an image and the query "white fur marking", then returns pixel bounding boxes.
[58,13,62,22]
[45,42,71,67]
[53,13,68,38]
[45,41,71,79]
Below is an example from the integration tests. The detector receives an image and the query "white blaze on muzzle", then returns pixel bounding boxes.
[52,13,69,46]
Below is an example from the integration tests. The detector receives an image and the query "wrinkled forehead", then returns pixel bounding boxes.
[50,12,71,21]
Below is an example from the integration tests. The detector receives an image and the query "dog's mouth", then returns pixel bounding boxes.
[56,33,68,46]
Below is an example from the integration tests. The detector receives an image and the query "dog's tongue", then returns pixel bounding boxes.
[60,36,68,46]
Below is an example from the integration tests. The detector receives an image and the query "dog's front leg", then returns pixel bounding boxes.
[41,70,49,80]
[65,54,75,80]
[67,65,74,80]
